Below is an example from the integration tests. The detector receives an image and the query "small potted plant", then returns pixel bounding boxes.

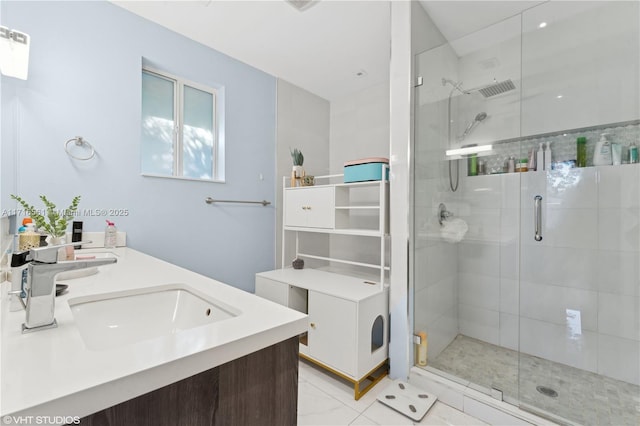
[290,148,305,187]
[11,194,81,244]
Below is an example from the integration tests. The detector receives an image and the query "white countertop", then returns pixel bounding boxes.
[0,248,307,421]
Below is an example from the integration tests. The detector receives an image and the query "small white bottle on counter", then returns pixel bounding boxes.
[104,220,117,249]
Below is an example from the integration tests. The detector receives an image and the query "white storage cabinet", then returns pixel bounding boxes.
[255,269,388,400]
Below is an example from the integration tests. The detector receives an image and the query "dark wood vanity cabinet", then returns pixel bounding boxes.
[78,337,298,426]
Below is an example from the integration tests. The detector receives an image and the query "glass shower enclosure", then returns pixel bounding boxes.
[412,2,639,425]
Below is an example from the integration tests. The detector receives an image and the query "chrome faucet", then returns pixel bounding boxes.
[18,241,117,333]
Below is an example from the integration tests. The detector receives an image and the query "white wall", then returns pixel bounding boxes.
[521,2,639,135]
[2,1,277,292]
[329,82,390,174]
[327,82,390,276]
[275,79,330,270]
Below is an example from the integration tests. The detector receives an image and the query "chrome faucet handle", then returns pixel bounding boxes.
[29,240,93,264]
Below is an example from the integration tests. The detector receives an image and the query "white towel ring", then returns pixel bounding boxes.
[65,136,95,161]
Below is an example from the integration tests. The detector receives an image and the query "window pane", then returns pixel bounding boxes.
[141,71,175,175]
[183,85,214,179]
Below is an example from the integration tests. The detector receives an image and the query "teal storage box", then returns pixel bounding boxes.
[344,157,389,183]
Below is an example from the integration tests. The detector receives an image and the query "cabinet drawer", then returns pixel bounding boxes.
[284,187,335,229]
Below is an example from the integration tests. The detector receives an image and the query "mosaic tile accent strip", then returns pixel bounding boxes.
[427,335,640,426]
[472,122,640,173]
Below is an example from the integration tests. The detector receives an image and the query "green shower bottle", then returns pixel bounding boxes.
[577,136,587,167]
[468,154,478,176]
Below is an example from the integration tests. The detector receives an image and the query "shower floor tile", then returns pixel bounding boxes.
[427,335,640,426]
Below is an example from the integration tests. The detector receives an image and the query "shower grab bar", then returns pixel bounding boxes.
[534,195,543,241]
[205,197,271,207]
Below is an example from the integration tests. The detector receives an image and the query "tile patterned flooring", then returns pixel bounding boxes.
[428,335,640,426]
[297,359,487,425]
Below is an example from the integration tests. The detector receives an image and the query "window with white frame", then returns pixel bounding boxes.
[141,68,224,181]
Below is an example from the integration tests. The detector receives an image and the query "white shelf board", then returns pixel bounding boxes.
[297,253,390,271]
[334,205,380,210]
[284,226,385,237]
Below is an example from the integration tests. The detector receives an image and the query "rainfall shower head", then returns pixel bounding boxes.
[471,79,516,98]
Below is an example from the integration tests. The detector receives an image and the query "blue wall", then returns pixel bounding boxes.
[1,1,277,292]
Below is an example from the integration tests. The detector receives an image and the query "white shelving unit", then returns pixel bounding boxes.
[281,170,390,289]
[255,166,390,400]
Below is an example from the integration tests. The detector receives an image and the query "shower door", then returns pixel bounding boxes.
[413,2,640,425]
[517,2,640,424]
[412,14,523,403]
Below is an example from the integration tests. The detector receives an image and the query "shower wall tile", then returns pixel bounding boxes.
[499,279,519,315]
[458,242,500,276]
[597,334,640,386]
[520,170,547,208]
[426,306,460,360]
[415,276,457,327]
[421,242,457,289]
[501,173,520,209]
[459,273,500,311]
[598,165,640,209]
[499,313,519,351]
[520,245,598,291]
[597,208,640,252]
[458,208,501,242]
[520,317,598,374]
[544,208,598,249]
[596,250,640,297]
[520,281,598,332]
[545,168,598,209]
[459,174,502,209]
[459,304,500,345]
[500,240,519,281]
[598,293,640,341]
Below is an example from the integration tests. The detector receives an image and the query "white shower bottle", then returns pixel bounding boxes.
[536,143,545,171]
[593,133,613,166]
[544,141,552,170]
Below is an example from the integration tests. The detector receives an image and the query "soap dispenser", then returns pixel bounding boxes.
[593,133,613,166]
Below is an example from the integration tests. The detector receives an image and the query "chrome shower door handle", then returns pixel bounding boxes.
[534,195,543,242]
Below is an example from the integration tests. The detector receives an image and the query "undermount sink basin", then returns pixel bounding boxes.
[68,284,240,350]
[57,251,118,281]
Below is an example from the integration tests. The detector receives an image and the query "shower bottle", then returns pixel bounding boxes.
[544,142,552,170]
[536,143,545,172]
[593,134,612,166]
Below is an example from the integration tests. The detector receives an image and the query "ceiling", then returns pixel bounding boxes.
[113,0,546,101]
[419,1,545,43]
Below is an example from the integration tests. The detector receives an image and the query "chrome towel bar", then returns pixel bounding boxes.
[205,197,271,207]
